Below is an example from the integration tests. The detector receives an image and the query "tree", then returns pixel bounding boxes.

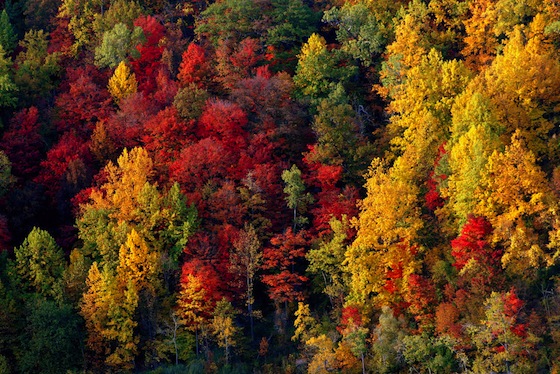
[293,33,356,107]
[261,228,308,332]
[173,83,209,121]
[230,224,262,340]
[0,107,44,179]
[386,49,471,181]
[0,44,17,108]
[338,305,368,373]
[116,229,158,294]
[281,164,313,231]
[461,0,499,69]
[14,227,66,301]
[479,26,560,158]
[197,99,248,153]
[195,0,262,46]
[94,22,144,68]
[442,90,503,227]
[0,151,12,199]
[474,132,560,277]
[57,0,107,54]
[54,65,113,136]
[130,15,165,94]
[451,216,501,292]
[370,306,405,373]
[107,61,138,104]
[266,0,318,70]
[0,10,17,53]
[18,299,83,374]
[307,216,351,307]
[35,131,92,199]
[177,273,211,356]
[211,298,239,365]
[402,333,458,373]
[346,159,423,309]
[14,29,60,105]
[310,84,372,182]
[177,43,210,89]
[323,1,385,66]
[214,37,264,90]
[468,290,535,373]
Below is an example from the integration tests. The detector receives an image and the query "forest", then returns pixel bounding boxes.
[1,0,560,372]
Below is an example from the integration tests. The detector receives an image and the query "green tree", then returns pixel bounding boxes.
[195,0,261,46]
[323,1,385,66]
[402,334,458,373]
[442,90,504,228]
[18,298,83,374]
[307,216,351,307]
[0,151,12,197]
[293,33,357,108]
[14,29,60,105]
[173,83,209,121]
[92,0,143,40]
[94,22,144,68]
[0,44,17,108]
[58,0,108,54]
[281,164,313,231]
[14,227,66,301]
[370,306,405,373]
[266,0,319,70]
[468,291,536,373]
[0,10,17,53]
[310,84,372,181]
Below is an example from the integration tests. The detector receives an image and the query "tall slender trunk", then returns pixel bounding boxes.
[361,353,365,374]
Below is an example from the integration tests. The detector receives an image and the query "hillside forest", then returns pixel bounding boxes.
[1,0,560,372]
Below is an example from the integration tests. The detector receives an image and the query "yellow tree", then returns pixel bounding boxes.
[442,90,504,228]
[80,262,113,368]
[211,298,239,365]
[474,131,560,277]
[229,224,262,341]
[108,60,137,104]
[77,148,196,367]
[176,273,212,355]
[346,158,423,310]
[461,0,499,69]
[479,24,560,159]
[116,229,158,294]
[379,0,465,98]
[387,49,471,182]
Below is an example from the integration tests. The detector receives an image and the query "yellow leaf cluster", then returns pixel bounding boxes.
[474,132,560,275]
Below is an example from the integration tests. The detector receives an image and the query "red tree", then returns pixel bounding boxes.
[131,15,165,95]
[1,107,44,179]
[35,131,92,198]
[177,43,211,89]
[198,99,248,156]
[54,66,112,136]
[261,228,308,304]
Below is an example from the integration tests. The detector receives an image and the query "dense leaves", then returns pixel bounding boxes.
[2,0,560,372]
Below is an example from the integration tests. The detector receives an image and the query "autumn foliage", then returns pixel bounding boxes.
[2,0,560,372]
